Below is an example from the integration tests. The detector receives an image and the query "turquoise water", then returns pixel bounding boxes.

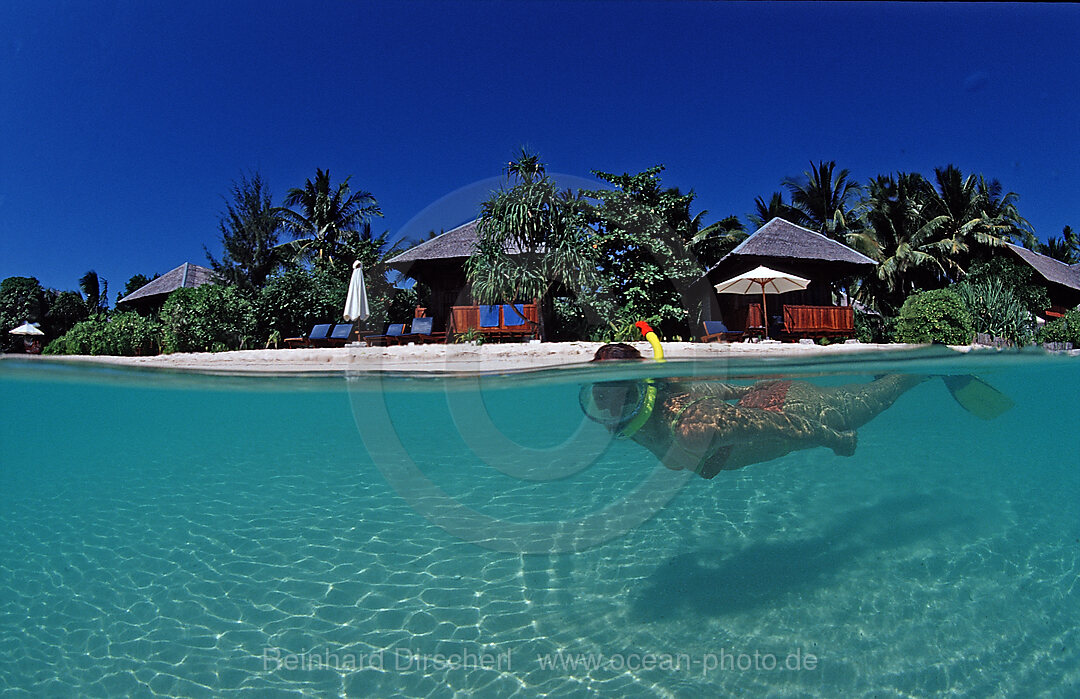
[1,350,1078,697]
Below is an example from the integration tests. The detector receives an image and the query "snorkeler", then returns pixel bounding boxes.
[581,325,1011,479]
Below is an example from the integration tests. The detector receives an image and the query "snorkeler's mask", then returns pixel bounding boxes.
[581,321,663,436]
[579,380,656,437]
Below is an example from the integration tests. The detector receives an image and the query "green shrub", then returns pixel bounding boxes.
[254,269,347,342]
[551,297,589,341]
[964,257,1050,318]
[43,312,160,356]
[453,327,486,345]
[893,289,975,345]
[1037,308,1080,346]
[44,290,89,339]
[159,285,255,353]
[1,276,47,352]
[954,277,1034,345]
[854,308,892,344]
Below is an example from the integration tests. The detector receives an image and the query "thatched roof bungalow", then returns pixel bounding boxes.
[386,220,528,331]
[693,218,877,330]
[116,262,217,312]
[1005,244,1080,313]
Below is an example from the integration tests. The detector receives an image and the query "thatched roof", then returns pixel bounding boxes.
[694,218,876,292]
[117,262,217,305]
[715,217,877,270]
[387,220,481,267]
[1006,244,1080,291]
[386,219,528,270]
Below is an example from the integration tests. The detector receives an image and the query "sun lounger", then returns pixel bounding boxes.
[284,323,333,348]
[396,316,446,344]
[364,323,406,346]
[323,323,356,346]
[700,320,743,343]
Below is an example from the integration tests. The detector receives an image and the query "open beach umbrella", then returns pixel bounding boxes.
[714,266,810,339]
[8,321,44,336]
[343,261,370,322]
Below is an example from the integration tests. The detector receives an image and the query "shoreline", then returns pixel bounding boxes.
[1,340,976,374]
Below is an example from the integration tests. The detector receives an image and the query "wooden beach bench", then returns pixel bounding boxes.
[740,304,855,341]
[779,305,855,340]
[449,303,539,342]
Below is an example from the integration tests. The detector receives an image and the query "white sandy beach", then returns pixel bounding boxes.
[5,340,961,374]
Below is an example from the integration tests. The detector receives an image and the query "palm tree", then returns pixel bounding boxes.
[919,165,1013,277]
[976,174,1032,244]
[78,270,108,317]
[280,169,382,264]
[468,151,597,340]
[1040,226,1079,264]
[748,192,801,229]
[852,173,953,315]
[783,161,861,240]
[688,215,747,271]
[505,147,544,183]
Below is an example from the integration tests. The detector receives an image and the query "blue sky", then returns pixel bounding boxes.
[2,1,1078,295]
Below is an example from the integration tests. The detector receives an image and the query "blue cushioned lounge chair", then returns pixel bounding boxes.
[323,323,355,346]
[397,317,447,344]
[364,323,406,346]
[284,323,333,348]
[700,320,744,343]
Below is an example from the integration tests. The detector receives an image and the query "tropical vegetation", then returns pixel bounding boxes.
[893,289,975,346]
[4,154,1076,355]
[1037,308,1080,346]
[279,168,382,265]
[579,165,744,340]
[466,150,598,340]
[205,172,284,291]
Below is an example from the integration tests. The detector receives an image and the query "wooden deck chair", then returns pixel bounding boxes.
[700,320,743,343]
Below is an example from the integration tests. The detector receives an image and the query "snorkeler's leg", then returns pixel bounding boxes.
[783,375,928,431]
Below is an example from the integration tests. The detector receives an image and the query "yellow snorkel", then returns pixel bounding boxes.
[634,321,665,362]
[615,321,664,439]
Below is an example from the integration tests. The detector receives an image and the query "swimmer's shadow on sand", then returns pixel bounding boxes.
[631,493,974,622]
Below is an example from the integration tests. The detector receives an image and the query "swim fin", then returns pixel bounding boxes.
[941,375,1014,420]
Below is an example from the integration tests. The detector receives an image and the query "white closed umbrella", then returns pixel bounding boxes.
[9,321,44,336]
[714,266,810,339]
[343,261,370,322]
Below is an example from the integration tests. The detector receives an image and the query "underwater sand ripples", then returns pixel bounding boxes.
[2,361,1080,696]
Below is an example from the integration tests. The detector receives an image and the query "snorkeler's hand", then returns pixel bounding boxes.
[828,429,857,457]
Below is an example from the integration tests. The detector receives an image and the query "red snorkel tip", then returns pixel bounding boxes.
[634,321,654,337]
